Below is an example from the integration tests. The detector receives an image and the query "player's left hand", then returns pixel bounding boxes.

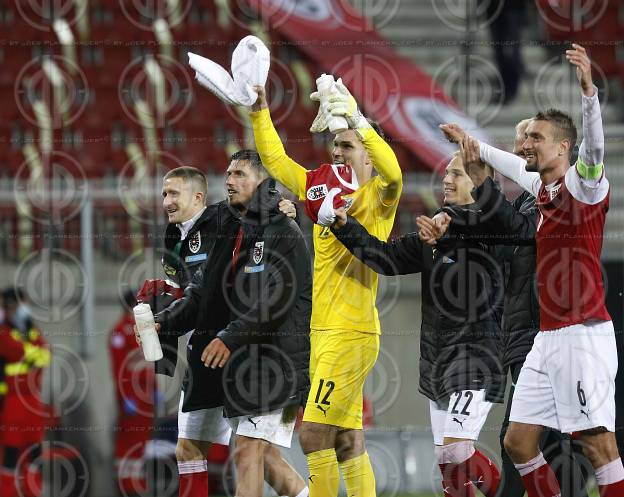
[327,79,370,131]
[201,338,230,369]
[278,199,297,219]
[566,44,594,97]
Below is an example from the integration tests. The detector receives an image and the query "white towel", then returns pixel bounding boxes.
[188,35,270,106]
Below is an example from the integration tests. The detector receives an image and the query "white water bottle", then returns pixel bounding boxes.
[133,303,163,361]
[316,74,348,134]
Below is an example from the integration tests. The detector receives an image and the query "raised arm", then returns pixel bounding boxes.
[249,86,308,199]
[332,215,422,275]
[560,44,610,205]
[327,80,402,205]
[567,44,604,178]
[361,127,403,205]
[440,123,541,196]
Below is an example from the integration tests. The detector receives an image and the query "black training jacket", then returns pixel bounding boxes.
[155,180,312,415]
[334,215,506,403]
[444,178,539,369]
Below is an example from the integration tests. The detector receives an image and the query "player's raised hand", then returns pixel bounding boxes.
[566,44,594,97]
[460,136,487,187]
[250,85,268,112]
[439,123,466,144]
[327,78,370,131]
[310,90,329,133]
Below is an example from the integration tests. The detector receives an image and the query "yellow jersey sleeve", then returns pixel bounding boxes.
[249,108,308,199]
[359,127,402,207]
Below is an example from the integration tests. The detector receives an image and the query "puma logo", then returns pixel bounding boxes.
[308,474,315,483]
[580,409,590,420]
[316,405,329,417]
[452,417,464,429]
[247,417,260,429]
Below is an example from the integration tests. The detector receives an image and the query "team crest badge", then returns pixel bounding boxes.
[188,231,201,254]
[253,241,264,264]
[307,184,328,201]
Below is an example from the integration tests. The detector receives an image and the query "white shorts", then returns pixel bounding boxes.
[227,407,298,448]
[509,321,617,433]
[429,390,493,446]
[177,392,232,445]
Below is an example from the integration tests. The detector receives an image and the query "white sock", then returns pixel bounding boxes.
[595,459,624,485]
[294,486,309,497]
[514,452,548,477]
[177,459,207,474]
[436,440,476,465]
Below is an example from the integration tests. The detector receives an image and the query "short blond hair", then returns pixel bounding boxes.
[515,118,533,135]
[163,166,208,203]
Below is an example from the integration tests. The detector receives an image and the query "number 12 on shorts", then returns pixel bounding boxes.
[315,378,335,406]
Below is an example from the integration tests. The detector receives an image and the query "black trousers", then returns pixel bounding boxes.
[497,362,591,497]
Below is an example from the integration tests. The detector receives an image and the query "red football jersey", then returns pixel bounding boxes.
[535,169,611,330]
[304,163,358,223]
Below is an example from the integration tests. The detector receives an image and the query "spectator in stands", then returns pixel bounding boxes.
[482,0,526,104]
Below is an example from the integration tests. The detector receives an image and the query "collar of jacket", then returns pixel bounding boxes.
[239,178,285,227]
[164,201,227,247]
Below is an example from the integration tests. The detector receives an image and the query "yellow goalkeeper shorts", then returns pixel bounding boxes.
[303,330,379,430]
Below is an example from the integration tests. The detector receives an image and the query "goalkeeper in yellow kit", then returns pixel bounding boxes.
[249,81,402,497]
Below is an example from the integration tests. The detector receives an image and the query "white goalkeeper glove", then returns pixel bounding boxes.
[327,78,371,134]
[309,89,329,133]
[317,187,341,227]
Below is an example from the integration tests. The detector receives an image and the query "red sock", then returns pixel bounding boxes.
[178,461,209,497]
[0,469,18,497]
[515,453,561,497]
[457,449,500,497]
[439,463,476,497]
[20,465,42,497]
[599,481,624,497]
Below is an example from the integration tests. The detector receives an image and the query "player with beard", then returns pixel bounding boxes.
[440,44,624,497]
[249,81,402,497]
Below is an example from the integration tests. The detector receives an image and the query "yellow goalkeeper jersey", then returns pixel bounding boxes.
[250,108,402,334]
